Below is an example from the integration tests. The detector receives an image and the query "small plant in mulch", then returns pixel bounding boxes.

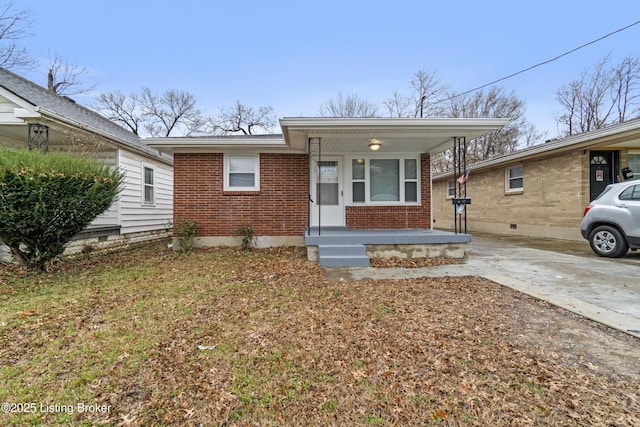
[370,256,463,268]
[173,218,199,254]
[233,225,254,251]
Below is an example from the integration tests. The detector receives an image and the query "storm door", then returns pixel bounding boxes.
[310,157,344,227]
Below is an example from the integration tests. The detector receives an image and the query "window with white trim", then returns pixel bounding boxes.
[447,180,456,198]
[224,155,260,191]
[349,156,420,204]
[143,166,155,205]
[404,158,418,202]
[506,165,523,192]
[352,159,366,203]
[628,152,640,177]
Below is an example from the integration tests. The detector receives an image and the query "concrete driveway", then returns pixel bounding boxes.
[331,233,640,339]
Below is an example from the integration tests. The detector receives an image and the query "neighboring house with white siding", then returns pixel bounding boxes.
[0,67,173,257]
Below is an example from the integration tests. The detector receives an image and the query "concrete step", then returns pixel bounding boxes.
[318,244,367,257]
[318,244,369,267]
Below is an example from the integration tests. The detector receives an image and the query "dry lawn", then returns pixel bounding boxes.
[1,241,639,426]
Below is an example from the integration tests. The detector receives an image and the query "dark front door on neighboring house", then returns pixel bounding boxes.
[589,151,620,201]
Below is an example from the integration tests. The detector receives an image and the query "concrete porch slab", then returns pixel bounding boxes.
[304,227,471,246]
[305,228,471,265]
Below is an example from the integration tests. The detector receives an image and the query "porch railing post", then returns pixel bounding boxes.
[318,137,321,236]
[452,136,468,234]
[308,137,322,236]
[307,137,311,236]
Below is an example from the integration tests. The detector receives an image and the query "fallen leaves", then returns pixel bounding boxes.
[1,242,639,426]
[370,256,463,268]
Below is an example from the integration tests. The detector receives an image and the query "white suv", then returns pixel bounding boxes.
[580,181,640,257]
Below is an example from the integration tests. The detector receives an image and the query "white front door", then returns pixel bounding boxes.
[310,156,344,227]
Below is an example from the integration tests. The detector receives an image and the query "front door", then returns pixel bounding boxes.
[590,151,619,201]
[310,157,344,227]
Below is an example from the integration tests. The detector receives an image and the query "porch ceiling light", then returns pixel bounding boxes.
[368,139,382,151]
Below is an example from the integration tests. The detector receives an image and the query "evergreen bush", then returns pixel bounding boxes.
[0,148,124,270]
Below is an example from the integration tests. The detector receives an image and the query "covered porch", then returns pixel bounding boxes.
[280,117,507,266]
[280,117,509,234]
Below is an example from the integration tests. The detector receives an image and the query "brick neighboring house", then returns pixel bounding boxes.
[147,117,507,266]
[432,118,640,241]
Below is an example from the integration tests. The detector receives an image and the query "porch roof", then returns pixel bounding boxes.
[280,117,510,154]
[146,117,509,155]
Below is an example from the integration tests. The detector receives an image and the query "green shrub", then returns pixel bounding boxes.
[0,148,124,270]
[173,218,199,254]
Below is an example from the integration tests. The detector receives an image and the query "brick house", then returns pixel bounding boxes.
[147,117,507,266]
[432,118,640,241]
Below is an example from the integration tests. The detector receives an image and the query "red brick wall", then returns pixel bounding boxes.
[174,152,432,236]
[173,153,308,237]
[345,154,431,229]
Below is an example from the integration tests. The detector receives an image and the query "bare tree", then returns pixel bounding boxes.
[383,90,413,118]
[384,69,449,118]
[47,52,94,96]
[95,91,144,136]
[410,70,449,118]
[446,86,542,164]
[612,55,640,123]
[319,92,379,117]
[139,88,205,137]
[0,0,34,70]
[213,100,277,135]
[95,88,205,137]
[554,55,640,136]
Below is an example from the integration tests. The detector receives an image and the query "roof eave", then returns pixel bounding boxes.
[145,136,292,154]
[36,106,173,165]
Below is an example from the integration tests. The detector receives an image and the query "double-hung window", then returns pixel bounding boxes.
[350,156,419,204]
[404,158,418,202]
[506,164,524,192]
[224,155,260,191]
[628,152,640,176]
[143,165,155,205]
[447,180,456,198]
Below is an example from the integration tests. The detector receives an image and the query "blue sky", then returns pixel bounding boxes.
[18,1,640,138]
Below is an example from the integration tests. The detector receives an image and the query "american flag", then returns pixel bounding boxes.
[456,169,470,184]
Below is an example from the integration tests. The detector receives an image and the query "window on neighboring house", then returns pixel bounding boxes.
[506,165,523,192]
[143,166,155,205]
[349,156,420,204]
[628,152,640,177]
[225,155,260,191]
[447,180,456,198]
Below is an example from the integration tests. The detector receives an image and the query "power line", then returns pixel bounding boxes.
[449,19,640,100]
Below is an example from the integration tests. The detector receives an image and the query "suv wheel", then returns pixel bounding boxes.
[589,225,629,258]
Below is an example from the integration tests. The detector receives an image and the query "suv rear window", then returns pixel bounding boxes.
[594,186,613,200]
[619,184,640,201]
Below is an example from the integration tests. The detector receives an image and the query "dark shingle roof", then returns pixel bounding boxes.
[0,67,171,164]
